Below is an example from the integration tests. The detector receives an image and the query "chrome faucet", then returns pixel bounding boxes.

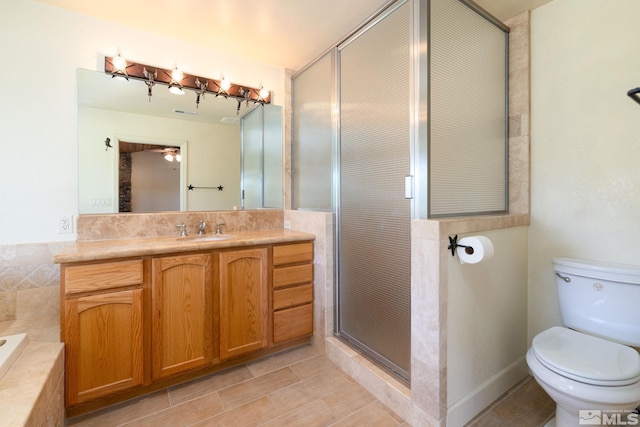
[215,222,225,235]
[176,223,187,237]
[198,220,207,236]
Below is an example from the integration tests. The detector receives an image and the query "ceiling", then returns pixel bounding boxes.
[37,0,553,71]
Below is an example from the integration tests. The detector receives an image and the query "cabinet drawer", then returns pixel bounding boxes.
[273,284,313,310]
[273,303,313,344]
[273,264,313,289]
[64,260,144,295]
[273,242,313,266]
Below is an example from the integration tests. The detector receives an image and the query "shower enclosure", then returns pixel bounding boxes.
[292,0,508,382]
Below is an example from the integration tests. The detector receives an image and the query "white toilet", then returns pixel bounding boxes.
[527,258,640,427]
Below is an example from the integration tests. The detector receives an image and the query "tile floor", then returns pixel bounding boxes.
[67,343,555,427]
[466,376,555,427]
[67,344,409,427]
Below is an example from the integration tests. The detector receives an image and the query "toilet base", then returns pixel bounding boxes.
[543,418,555,427]
[555,405,579,427]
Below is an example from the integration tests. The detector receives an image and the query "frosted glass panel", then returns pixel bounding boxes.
[429,0,507,216]
[263,105,283,208]
[292,52,333,211]
[241,107,261,210]
[338,2,411,379]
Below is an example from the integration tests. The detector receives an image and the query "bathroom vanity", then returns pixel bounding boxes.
[54,230,314,415]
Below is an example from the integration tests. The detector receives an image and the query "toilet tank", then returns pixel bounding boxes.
[553,257,640,347]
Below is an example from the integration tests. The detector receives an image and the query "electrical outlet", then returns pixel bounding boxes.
[58,215,73,234]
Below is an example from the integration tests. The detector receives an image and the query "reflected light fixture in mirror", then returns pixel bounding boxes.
[104,56,271,112]
[163,148,181,162]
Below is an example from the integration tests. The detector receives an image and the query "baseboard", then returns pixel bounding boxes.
[446,356,529,427]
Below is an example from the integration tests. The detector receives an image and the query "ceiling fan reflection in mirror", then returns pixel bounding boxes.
[119,141,181,162]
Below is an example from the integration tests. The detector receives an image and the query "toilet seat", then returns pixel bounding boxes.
[532,327,640,386]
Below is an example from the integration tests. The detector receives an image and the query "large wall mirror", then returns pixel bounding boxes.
[77,68,283,214]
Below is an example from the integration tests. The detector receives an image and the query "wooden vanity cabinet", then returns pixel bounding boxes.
[151,253,215,379]
[272,242,314,344]
[60,236,314,414]
[62,260,145,406]
[219,247,269,360]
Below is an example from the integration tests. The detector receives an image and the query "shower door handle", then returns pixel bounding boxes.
[405,176,414,199]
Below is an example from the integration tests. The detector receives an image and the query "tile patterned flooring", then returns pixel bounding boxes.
[67,344,409,427]
[67,343,555,427]
[466,376,555,427]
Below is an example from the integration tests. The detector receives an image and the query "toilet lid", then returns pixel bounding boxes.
[532,327,640,386]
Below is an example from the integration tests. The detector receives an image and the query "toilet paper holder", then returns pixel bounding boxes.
[447,235,475,257]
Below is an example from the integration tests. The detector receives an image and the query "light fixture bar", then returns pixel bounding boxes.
[104,56,271,104]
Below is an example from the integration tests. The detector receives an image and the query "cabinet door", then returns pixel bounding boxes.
[65,289,144,406]
[219,248,269,360]
[152,253,214,379]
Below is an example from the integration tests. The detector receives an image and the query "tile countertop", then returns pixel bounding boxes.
[53,229,316,264]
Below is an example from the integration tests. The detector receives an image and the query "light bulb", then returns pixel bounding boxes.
[220,77,231,92]
[259,87,269,100]
[171,68,183,81]
[176,154,182,162]
[169,68,184,95]
[112,54,127,72]
[164,153,174,162]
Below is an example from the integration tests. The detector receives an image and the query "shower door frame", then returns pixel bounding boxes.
[333,0,418,383]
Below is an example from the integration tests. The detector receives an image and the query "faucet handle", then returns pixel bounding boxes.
[215,222,225,235]
[176,223,187,237]
[198,220,207,235]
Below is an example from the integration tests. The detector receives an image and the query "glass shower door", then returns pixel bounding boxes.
[337,0,412,381]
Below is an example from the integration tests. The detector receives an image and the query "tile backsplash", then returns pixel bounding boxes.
[76,210,284,241]
[0,210,284,324]
[0,242,67,323]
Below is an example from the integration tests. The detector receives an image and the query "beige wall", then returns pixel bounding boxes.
[0,0,285,326]
[446,227,529,422]
[0,0,284,245]
[529,0,640,340]
[79,106,241,213]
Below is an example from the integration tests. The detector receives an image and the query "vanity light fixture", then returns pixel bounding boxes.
[104,56,271,109]
[143,67,157,101]
[236,87,251,114]
[168,68,185,95]
[108,53,129,79]
[258,87,270,102]
[194,78,207,109]
[217,77,232,97]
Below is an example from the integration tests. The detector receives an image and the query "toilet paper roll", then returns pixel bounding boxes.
[456,236,494,264]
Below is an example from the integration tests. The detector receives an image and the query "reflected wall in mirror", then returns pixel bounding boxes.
[118,141,181,213]
[77,68,283,214]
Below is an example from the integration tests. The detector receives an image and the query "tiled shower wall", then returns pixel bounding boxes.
[507,11,531,215]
